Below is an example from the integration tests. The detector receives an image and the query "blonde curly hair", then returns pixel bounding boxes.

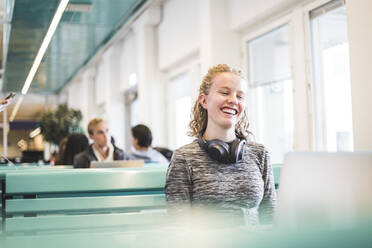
[188,64,252,140]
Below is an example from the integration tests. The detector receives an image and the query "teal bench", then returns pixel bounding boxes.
[1,163,281,215]
[4,167,167,215]
[0,165,73,223]
[2,165,168,233]
[1,163,281,234]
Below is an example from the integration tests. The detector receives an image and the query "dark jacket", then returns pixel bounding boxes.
[73,144,130,168]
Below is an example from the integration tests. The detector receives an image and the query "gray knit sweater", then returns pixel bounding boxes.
[164,139,276,224]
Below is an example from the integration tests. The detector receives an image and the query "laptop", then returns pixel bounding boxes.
[275,151,372,228]
[90,160,144,168]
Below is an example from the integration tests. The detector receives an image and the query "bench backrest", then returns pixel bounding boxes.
[4,167,167,218]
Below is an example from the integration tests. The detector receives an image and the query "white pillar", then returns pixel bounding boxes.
[80,69,92,133]
[199,0,241,74]
[133,5,167,145]
[102,44,126,149]
[84,67,97,126]
[346,0,372,150]
[291,9,313,151]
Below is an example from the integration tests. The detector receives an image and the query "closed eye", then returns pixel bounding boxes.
[219,91,229,95]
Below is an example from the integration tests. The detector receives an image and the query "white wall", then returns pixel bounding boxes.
[67,80,82,110]
[158,0,200,71]
[58,88,68,104]
[346,0,372,150]
[81,67,95,131]
[101,45,126,149]
[119,31,137,92]
[95,62,106,106]
[199,0,241,74]
[229,0,309,31]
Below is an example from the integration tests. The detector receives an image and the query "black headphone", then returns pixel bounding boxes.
[198,136,246,163]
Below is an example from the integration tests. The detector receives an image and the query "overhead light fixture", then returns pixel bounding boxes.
[65,2,92,12]
[9,95,23,122]
[21,0,69,95]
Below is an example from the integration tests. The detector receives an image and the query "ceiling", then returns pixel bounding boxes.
[3,0,146,94]
[0,0,147,121]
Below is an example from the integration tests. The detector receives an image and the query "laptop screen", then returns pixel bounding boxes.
[275,151,372,228]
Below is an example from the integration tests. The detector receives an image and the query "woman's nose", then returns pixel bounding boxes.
[227,94,238,104]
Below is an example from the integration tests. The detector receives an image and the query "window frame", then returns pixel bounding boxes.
[240,0,347,152]
[165,59,200,150]
[304,0,352,151]
[242,14,297,158]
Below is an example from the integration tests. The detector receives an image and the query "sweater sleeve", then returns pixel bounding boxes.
[257,147,277,224]
[164,148,192,209]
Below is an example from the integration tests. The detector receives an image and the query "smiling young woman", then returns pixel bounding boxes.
[198,71,247,141]
[164,64,277,225]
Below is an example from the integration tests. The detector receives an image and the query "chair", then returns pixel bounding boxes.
[153,147,173,161]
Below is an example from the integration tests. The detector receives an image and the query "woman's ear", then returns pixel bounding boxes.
[199,94,207,109]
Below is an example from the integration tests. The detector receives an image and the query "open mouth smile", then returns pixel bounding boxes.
[220,107,238,116]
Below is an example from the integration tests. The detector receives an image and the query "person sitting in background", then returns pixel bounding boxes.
[62,134,89,165]
[130,124,168,163]
[55,137,68,165]
[74,118,130,168]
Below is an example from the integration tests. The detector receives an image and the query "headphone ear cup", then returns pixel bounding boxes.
[230,139,246,163]
[207,139,230,163]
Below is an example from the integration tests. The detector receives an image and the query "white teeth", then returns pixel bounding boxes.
[221,108,237,115]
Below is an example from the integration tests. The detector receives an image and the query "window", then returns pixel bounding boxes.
[246,24,293,164]
[310,0,353,151]
[168,72,193,150]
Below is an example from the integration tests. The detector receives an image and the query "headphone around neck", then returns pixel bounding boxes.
[198,136,246,163]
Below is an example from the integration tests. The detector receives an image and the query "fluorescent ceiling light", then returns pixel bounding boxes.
[9,95,23,122]
[21,0,69,95]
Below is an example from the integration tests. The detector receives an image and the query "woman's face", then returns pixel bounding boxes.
[199,72,247,131]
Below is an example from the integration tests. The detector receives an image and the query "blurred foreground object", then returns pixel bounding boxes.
[275,151,372,229]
